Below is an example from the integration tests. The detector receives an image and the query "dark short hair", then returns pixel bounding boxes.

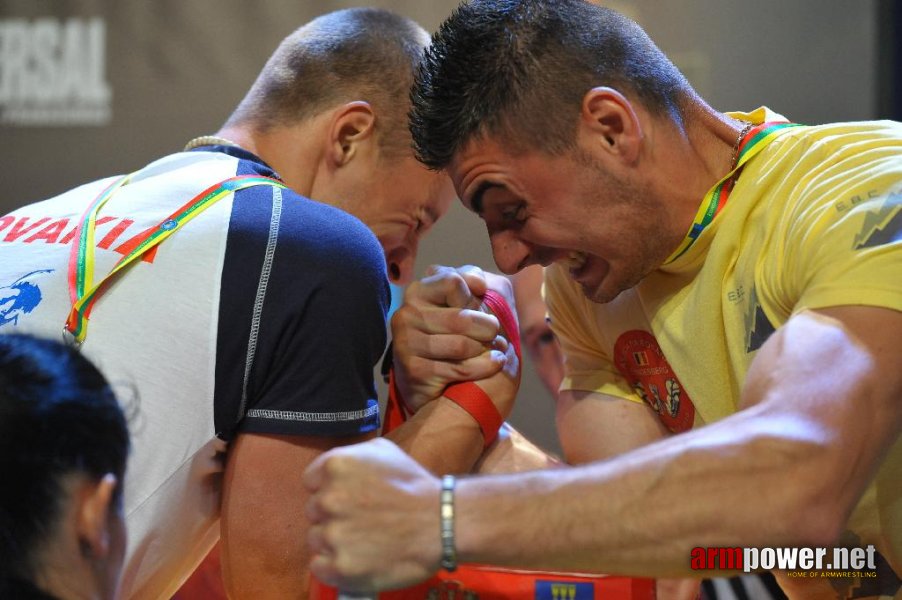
[0,334,129,583]
[228,7,429,158]
[410,0,691,169]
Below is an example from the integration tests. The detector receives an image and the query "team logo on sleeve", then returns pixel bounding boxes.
[613,330,695,433]
[0,269,53,327]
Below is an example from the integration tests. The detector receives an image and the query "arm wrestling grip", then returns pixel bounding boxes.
[385,289,522,449]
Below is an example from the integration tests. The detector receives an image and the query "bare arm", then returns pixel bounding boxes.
[470,382,666,477]
[556,386,694,599]
[220,431,373,598]
[556,389,669,463]
[385,398,487,475]
[454,306,902,573]
[304,306,902,590]
[474,422,563,473]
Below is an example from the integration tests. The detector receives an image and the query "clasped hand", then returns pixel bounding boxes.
[390,264,521,418]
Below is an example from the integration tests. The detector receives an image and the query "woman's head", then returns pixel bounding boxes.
[0,333,129,599]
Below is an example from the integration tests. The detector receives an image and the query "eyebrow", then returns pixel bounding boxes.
[469,181,502,215]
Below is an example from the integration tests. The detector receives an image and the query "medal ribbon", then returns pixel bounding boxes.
[65,174,287,345]
[664,121,803,264]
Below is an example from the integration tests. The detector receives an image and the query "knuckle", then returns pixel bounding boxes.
[402,279,423,301]
[442,335,469,357]
[322,521,341,549]
[448,361,474,380]
[323,453,353,478]
[390,307,406,326]
[318,489,340,515]
[335,553,366,580]
[407,356,429,378]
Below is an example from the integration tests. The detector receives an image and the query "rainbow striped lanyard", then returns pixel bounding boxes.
[665,121,803,264]
[64,173,287,346]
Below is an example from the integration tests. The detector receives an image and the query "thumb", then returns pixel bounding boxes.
[458,264,488,304]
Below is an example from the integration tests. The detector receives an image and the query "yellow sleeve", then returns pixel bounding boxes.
[783,177,902,316]
[543,264,642,403]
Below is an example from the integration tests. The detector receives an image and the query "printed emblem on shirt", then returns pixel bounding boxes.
[0,213,159,263]
[613,330,695,433]
[0,269,53,328]
[534,580,594,600]
[852,191,902,250]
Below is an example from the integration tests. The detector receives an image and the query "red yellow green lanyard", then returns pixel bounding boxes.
[64,174,287,346]
[665,121,803,264]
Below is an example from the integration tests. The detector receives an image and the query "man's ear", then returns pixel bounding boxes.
[579,87,642,164]
[327,101,377,167]
[75,473,118,560]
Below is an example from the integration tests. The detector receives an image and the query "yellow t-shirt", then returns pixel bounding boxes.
[545,108,902,594]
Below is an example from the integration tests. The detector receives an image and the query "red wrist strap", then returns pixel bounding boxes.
[442,381,503,448]
[441,289,521,448]
[383,367,408,435]
[481,289,522,362]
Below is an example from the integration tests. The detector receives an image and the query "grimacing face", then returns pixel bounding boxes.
[449,136,670,304]
[353,154,455,285]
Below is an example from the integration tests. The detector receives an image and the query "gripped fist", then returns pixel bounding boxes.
[391,265,517,412]
[303,438,442,592]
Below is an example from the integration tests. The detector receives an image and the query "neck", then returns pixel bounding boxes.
[215,118,330,198]
[683,102,746,185]
[649,100,747,234]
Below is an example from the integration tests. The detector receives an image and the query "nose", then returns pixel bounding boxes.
[386,242,417,286]
[489,229,532,275]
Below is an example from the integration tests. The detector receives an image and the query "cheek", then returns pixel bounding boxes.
[371,220,409,250]
[105,512,127,598]
[376,229,418,284]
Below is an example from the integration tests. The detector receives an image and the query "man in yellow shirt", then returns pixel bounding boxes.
[302,1,901,598]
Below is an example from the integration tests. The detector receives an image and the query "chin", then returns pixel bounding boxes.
[581,272,638,304]
[581,282,617,304]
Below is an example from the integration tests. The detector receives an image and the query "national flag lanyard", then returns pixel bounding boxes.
[64,173,287,346]
[665,121,803,264]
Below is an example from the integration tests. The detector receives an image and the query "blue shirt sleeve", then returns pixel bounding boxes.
[213,182,389,440]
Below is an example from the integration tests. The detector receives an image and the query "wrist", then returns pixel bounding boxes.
[442,382,504,448]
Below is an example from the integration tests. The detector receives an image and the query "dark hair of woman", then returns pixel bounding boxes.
[0,333,129,600]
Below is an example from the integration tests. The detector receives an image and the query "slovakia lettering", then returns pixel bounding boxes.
[0,214,158,262]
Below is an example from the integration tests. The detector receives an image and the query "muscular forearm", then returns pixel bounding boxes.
[304,308,902,592]
[454,407,851,577]
[454,308,902,577]
[385,398,485,475]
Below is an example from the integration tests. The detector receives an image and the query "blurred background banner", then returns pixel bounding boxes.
[0,0,897,453]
